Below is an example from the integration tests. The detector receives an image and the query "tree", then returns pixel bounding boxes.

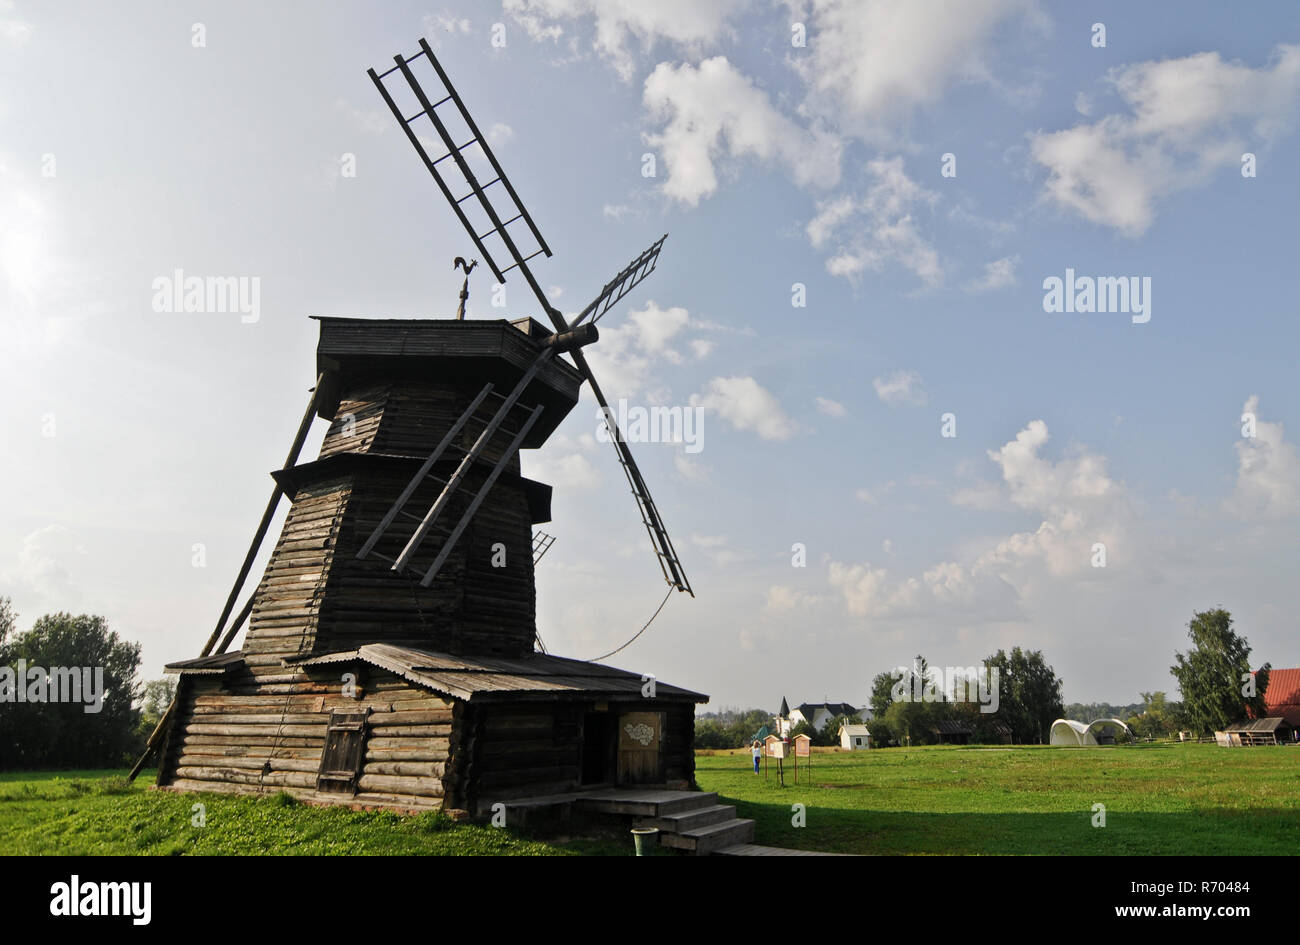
[0,597,15,642]
[869,669,903,720]
[983,647,1064,744]
[0,612,142,769]
[1171,609,1268,735]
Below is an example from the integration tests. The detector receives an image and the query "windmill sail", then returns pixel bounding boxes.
[370,38,692,597]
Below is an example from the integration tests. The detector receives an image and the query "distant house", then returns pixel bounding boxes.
[774,696,793,737]
[839,723,872,750]
[931,720,973,745]
[790,702,861,731]
[1222,717,1295,746]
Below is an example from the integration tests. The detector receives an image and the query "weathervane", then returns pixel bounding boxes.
[453,256,477,320]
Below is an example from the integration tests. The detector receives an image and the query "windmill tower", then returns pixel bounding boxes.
[144,38,710,816]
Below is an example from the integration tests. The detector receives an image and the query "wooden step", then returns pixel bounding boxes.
[659,817,755,854]
[575,789,717,817]
[634,803,737,834]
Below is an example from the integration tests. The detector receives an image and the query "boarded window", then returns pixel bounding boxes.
[316,708,370,794]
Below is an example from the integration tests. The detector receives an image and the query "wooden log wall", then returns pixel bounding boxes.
[463,700,699,812]
[243,372,540,664]
[158,665,466,811]
[241,475,347,676]
[319,374,527,470]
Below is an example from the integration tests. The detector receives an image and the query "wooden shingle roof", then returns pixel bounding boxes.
[293,643,708,704]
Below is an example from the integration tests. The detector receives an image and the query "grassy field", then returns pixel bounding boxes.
[696,743,1300,855]
[0,770,624,855]
[2,744,1294,855]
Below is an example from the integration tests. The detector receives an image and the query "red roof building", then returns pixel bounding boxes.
[1259,667,1300,725]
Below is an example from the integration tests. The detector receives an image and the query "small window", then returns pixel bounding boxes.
[317,708,370,794]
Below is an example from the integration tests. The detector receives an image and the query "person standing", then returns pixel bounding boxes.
[751,740,762,774]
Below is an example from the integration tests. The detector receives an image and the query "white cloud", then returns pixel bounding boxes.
[643,56,842,207]
[690,376,797,441]
[815,396,847,417]
[505,0,743,80]
[690,339,715,359]
[582,300,694,394]
[627,300,689,357]
[674,453,711,482]
[1031,46,1300,235]
[791,0,1035,138]
[765,584,821,611]
[965,255,1019,292]
[526,450,603,489]
[826,419,1131,621]
[0,0,32,45]
[809,157,941,285]
[3,524,87,605]
[1230,395,1300,517]
[872,369,927,406]
[487,122,514,146]
[691,532,741,566]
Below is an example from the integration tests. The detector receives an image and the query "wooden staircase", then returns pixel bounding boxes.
[574,789,755,854]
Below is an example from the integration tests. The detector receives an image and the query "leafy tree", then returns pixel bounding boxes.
[0,612,142,769]
[0,597,15,642]
[1064,701,1144,723]
[869,669,903,720]
[693,717,732,749]
[983,647,1064,744]
[1127,691,1180,740]
[139,677,177,725]
[1171,609,1269,735]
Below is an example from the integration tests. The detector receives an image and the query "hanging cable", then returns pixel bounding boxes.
[587,587,673,663]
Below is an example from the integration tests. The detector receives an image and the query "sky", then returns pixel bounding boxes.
[3,0,1300,712]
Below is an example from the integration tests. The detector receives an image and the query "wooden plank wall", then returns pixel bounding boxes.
[465,700,699,811]
[241,475,348,676]
[158,666,463,811]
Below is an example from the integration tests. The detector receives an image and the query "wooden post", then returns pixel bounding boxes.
[128,377,324,782]
[198,374,324,657]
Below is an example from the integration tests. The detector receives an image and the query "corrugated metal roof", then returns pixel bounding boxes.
[1262,667,1300,724]
[294,643,708,703]
[1225,717,1291,733]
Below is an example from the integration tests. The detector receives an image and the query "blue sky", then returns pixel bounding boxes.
[3,0,1300,711]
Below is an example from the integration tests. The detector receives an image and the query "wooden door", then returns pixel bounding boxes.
[316,709,369,794]
[617,711,664,785]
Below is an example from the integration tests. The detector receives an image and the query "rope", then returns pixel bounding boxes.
[586,587,673,663]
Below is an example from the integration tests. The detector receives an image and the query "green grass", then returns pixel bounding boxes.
[695,743,1300,855]
[4,744,1295,855]
[0,771,618,855]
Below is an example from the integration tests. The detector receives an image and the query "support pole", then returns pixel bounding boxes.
[129,376,324,781]
[197,374,324,657]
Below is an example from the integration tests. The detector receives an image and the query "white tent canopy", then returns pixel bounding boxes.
[1049,717,1131,746]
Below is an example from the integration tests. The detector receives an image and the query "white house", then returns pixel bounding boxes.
[790,701,862,731]
[839,723,872,750]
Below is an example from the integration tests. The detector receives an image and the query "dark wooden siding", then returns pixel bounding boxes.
[158,666,460,811]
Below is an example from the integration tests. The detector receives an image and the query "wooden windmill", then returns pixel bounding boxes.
[138,38,714,817]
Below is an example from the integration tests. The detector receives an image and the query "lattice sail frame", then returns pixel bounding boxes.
[370,39,692,596]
